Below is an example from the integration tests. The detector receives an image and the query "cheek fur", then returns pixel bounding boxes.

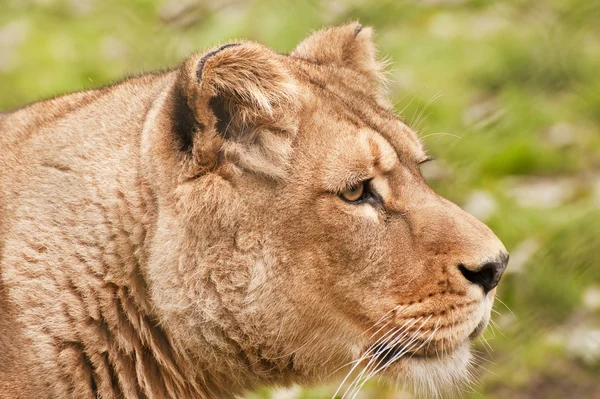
[358,204,383,222]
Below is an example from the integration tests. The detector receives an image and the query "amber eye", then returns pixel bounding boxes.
[341,182,366,202]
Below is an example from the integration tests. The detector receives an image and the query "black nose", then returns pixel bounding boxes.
[459,254,509,294]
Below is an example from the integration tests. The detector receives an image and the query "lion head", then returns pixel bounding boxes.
[142,23,508,397]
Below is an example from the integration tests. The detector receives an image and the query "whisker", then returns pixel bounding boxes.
[342,318,420,398]
[478,334,494,357]
[440,323,446,361]
[413,91,442,130]
[471,350,497,366]
[352,339,427,399]
[372,96,412,135]
[333,317,415,399]
[397,96,416,117]
[424,316,441,358]
[326,310,408,380]
[366,320,423,374]
[341,317,422,399]
[408,95,423,128]
[476,362,500,378]
[361,316,433,380]
[363,306,400,337]
[404,321,441,366]
[362,330,430,392]
[488,317,507,338]
[495,298,517,320]
[419,132,462,140]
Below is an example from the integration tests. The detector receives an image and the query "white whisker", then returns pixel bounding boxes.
[419,132,462,140]
[341,317,422,399]
[363,306,400,337]
[488,317,507,338]
[347,315,433,398]
[495,298,517,320]
[332,319,410,399]
[413,91,442,130]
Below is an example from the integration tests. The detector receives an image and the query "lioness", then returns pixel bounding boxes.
[0,23,508,398]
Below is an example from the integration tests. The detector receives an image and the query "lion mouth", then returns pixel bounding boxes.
[468,317,489,340]
[369,331,476,365]
[371,344,419,364]
[366,313,491,366]
[369,341,437,365]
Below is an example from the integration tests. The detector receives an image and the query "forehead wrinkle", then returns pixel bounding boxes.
[366,130,398,173]
[378,122,427,165]
[290,57,393,119]
[291,63,384,131]
[292,62,426,164]
[322,129,375,192]
[296,66,425,163]
[318,91,365,129]
[298,63,400,130]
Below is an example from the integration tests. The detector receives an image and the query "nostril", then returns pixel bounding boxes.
[458,261,506,294]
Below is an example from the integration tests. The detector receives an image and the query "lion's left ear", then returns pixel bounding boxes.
[166,41,300,180]
[291,22,384,83]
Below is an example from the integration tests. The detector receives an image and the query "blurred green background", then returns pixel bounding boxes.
[1,0,599,398]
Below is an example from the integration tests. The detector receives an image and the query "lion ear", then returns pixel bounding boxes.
[169,41,300,179]
[292,22,383,82]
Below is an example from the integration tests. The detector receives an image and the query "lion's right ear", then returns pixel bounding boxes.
[166,41,299,178]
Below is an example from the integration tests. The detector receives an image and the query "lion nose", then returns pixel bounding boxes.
[458,253,509,294]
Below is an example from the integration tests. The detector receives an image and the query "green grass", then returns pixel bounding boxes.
[1,0,599,397]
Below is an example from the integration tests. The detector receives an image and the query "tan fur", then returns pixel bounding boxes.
[0,23,507,398]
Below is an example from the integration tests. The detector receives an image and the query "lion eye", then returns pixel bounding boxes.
[341,182,366,203]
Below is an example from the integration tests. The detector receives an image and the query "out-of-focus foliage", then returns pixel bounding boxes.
[1,0,599,398]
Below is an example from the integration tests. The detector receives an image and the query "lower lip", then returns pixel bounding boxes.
[469,319,487,340]
[371,344,428,364]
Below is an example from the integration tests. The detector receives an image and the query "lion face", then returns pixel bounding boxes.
[146,23,508,396]
[266,87,508,394]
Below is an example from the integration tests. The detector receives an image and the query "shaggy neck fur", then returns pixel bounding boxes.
[0,53,351,399]
[0,74,270,399]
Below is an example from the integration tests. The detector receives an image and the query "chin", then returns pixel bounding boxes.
[331,294,496,398]
[333,337,477,399]
[355,314,490,398]
[398,342,474,398]
[394,310,492,397]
